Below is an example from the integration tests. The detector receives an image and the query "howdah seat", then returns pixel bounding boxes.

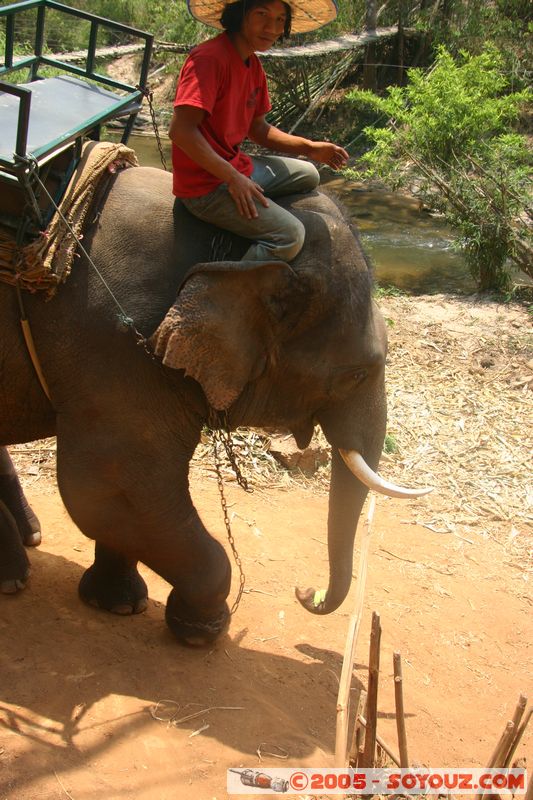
[0,0,153,240]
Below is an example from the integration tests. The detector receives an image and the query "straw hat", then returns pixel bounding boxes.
[186,0,338,34]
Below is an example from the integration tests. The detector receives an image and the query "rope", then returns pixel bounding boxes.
[26,160,136,329]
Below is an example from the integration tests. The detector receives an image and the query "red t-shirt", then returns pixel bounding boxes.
[172,33,271,198]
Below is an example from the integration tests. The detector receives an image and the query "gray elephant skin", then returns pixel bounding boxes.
[0,166,391,646]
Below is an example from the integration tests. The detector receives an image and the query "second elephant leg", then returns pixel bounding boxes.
[0,447,41,546]
[0,499,30,594]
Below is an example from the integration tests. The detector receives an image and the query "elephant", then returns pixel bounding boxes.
[0,166,429,646]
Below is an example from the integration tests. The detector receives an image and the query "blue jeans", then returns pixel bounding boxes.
[181,155,320,262]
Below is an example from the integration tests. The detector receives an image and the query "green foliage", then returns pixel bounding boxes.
[421,0,532,89]
[374,284,405,298]
[383,434,399,454]
[0,0,204,53]
[345,47,532,292]
[446,135,531,291]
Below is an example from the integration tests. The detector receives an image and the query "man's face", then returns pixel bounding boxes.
[240,0,288,51]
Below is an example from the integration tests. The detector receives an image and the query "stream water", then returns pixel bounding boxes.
[122,133,475,294]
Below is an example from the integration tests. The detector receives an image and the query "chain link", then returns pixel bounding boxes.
[209,411,251,616]
[138,85,169,172]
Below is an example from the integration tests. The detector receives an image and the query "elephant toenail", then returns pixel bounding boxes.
[111,603,135,615]
[1,579,25,594]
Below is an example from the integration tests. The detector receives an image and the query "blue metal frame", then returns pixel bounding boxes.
[1,0,153,88]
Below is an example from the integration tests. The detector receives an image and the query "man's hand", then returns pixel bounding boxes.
[227,172,269,219]
[249,117,349,171]
[308,142,349,170]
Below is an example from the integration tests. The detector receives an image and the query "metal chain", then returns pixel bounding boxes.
[138,85,169,172]
[209,412,252,616]
[217,418,252,494]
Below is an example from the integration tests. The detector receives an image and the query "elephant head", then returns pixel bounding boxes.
[151,191,431,618]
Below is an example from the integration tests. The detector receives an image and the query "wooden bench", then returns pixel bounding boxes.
[0,0,153,237]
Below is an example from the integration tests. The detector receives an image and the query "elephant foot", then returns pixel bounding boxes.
[165,588,231,647]
[1,574,30,594]
[79,562,148,615]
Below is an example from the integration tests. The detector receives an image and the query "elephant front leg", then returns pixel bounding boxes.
[79,542,148,615]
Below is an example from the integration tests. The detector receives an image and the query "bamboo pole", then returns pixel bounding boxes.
[393,651,409,767]
[504,706,532,768]
[334,497,376,767]
[499,695,527,766]
[488,721,516,768]
[476,721,515,800]
[361,611,381,768]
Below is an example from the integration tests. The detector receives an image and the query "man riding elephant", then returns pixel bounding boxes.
[169,0,349,262]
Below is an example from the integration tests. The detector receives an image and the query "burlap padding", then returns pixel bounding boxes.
[0,140,138,298]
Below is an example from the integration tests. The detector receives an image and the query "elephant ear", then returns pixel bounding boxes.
[150,260,292,410]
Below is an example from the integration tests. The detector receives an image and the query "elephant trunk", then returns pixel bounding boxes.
[295,446,433,615]
[295,448,367,615]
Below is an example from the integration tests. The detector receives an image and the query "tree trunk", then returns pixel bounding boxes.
[397,0,405,85]
[366,0,378,30]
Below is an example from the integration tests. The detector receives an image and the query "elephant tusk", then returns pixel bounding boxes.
[339,449,433,499]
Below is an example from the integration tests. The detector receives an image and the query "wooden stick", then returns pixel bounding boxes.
[504,706,532,768]
[487,721,516,769]
[335,497,376,767]
[357,713,401,767]
[479,690,528,800]
[348,685,365,767]
[476,722,515,800]
[361,611,382,768]
[393,651,409,767]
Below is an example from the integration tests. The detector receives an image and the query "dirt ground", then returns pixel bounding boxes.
[1,295,532,800]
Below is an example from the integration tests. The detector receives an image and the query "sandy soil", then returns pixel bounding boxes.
[1,296,531,800]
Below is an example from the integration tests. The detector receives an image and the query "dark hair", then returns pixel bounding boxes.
[220,0,292,38]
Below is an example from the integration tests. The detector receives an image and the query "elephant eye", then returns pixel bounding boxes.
[332,367,367,394]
